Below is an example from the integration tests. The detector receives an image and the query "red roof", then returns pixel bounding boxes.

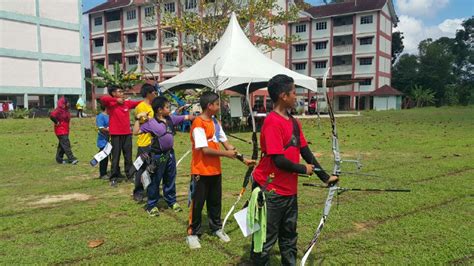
[370,85,403,96]
[306,0,394,21]
[84,0,133,14]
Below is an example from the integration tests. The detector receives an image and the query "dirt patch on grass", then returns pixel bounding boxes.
[29,193,93,206]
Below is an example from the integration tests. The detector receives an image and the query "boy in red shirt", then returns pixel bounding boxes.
[251,75,338,265]
[186,91,253,249]
[100,86,141,186]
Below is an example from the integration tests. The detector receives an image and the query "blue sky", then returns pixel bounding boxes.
[82,0,472,66]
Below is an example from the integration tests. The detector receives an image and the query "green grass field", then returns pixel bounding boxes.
[0,107,473,264]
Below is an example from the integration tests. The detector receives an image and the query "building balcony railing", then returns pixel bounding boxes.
[294,69,307,75]
[163,62,178,70]
[126,64,140,72]
[92,46,105,54]
[106,20,120,31]
[107,42,122,53]
[333,44,352,55]
[142,40,158,49]
[125,42,138,51]
[333,24,353,35]
[332,64,352,73]
[334,84,352,92]
[144,62,159,72]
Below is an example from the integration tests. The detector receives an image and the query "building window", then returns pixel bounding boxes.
[144,6,155,17]
[146,54,157,63]
[94,38,104,47]
[314,61,327,69]
[164,29,176,39]
[359,57,373,65]
[314,41,327,50]
[94,17,102,26]
[126,10,136,20]
[294,63,306,70]
[127,33,137,43]
[359,79,372,86]
[294,44,307,52]
[107,32,121,43]
[316,21,327,30]
[359,37,373,45]
[164,3,175,13]
[128,56,138,65]
[361,15,373,24]
[105,10,120,22]
[94,59,105,67]
[295,24,306,33]
[144,31,156,41]
[164,53,177,62]
[185,0,197,9]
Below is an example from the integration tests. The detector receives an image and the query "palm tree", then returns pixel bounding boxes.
[85,61,144,91]
[411,85,436,107]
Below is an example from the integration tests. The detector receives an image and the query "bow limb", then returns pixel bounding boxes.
[301,68,339,266]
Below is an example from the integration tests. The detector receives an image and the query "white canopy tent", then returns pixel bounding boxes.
[160,12,318,94]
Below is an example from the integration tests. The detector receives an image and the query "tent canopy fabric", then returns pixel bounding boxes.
[160,13,318,94]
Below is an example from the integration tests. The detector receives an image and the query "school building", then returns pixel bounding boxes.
[86,0,400,111]
[0,0,85,109]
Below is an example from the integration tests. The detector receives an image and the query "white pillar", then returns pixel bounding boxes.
[24,93,28,110]
[54,94,58,108]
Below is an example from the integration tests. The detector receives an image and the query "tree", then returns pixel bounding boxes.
[417,38,454,106]
[154,0,301,66]
[392,54,418,94]
[85,62,144,91]
[411,85,436,107]
[391,31,404,64]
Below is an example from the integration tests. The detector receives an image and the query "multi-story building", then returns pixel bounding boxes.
[0,0,85,109]
[86,0,398,111]
[289,0,398,110]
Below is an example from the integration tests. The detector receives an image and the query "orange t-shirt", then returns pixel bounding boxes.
[190,116,227,176]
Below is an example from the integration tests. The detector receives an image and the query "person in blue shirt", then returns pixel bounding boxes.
[96,104,110,179]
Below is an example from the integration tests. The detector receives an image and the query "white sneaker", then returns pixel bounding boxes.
[186,235,201,249]
[214,229,230,243]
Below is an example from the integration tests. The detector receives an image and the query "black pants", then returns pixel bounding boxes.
[77,109,83,118]
[133,146,150,196]
[56,135,76,163]
[110,134,133,179]
[98,147,109,176]
[251,192,298,266]
[187,174,222,236]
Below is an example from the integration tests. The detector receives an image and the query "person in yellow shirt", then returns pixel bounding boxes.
[132,83,157,202]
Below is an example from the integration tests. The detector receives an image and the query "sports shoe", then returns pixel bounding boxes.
[186,235,201,249]
[172,203,183,212]
[57,160,67,164]
[147,207,160,217]
[214,229,230,243]
[99,175,109,180]
[70,159,79,165]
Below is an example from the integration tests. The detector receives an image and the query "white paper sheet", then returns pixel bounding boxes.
[234,207,260,237]
[133,156,144,170]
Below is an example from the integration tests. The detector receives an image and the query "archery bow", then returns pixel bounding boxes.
[222,81,259,232]
[300,69,410,265]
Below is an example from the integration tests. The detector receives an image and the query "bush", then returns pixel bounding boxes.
[7,108,31,119]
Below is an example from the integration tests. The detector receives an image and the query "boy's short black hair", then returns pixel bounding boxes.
[108,85,120,96]
[151,96,169,113]
[199,91,219,111]
[141,83,156,98]
[99,102,106,111]
[268,74,294,103]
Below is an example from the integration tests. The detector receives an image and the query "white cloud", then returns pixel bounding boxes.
[397,0,449,17]
[396,15,464,54]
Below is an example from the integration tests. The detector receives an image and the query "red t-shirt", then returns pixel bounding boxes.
[253,111,307,196]
[100,96,140,135]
